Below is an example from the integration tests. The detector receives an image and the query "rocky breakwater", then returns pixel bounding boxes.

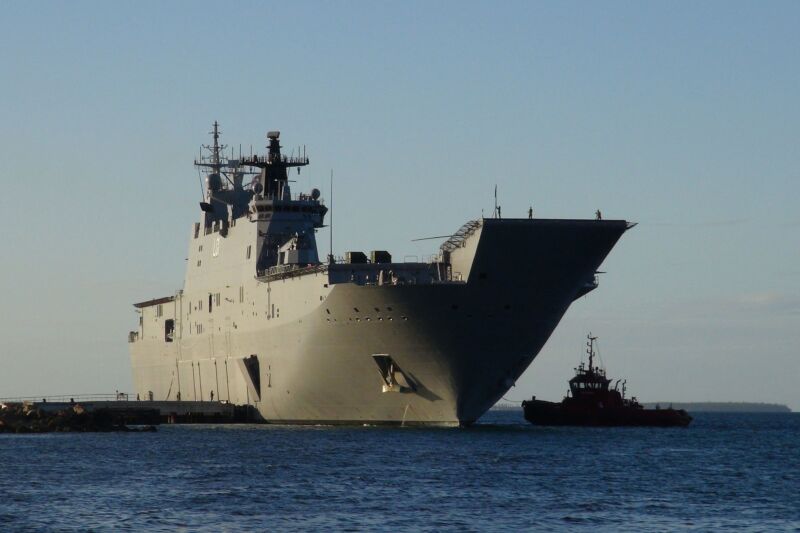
[0,402,156,433]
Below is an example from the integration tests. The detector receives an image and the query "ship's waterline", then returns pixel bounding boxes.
[129,124,631,425]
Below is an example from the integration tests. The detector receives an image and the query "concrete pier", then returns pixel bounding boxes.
[30,401,259,425]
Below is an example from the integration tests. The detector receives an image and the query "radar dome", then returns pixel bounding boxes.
[310,188,321,200]
[206,173,222,192]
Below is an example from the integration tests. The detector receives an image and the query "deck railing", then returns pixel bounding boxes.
[0,393,133,404]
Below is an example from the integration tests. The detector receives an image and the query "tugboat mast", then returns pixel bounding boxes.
[586,333,598,373]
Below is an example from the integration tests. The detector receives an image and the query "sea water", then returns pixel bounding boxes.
[1,411,798,531]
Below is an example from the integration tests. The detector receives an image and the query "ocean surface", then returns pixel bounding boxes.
[1,411,798,532]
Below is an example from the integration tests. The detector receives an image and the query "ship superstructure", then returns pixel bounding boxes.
[129,124,633,425]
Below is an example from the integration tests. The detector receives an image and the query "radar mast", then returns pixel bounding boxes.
[240,131,309,200]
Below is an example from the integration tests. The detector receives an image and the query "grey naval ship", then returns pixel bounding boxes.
[129,123,633,426]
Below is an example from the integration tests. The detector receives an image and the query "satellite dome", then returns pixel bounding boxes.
[311,188,321,200]
[206,173,222,192]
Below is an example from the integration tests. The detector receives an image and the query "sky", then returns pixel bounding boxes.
[0,1,798,410]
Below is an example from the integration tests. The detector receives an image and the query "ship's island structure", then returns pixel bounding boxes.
[129,124,633,426]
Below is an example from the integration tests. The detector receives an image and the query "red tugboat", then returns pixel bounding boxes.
[522,334,692,427]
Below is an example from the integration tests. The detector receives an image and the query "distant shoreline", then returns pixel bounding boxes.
[492,402,792,413]
[641,402,791,413]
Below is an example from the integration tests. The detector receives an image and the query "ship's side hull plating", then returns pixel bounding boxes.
[130,218,629,425]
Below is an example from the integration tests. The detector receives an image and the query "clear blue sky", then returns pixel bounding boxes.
[1,1,798,409]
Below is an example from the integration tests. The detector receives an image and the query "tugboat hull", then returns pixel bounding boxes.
[522,399,692,427]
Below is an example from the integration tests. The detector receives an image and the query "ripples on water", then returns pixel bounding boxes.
[1,412,798,531]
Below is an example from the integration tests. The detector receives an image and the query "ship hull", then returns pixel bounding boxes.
[130,218,630,426]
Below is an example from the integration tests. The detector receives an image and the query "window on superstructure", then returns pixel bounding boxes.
[156,304,163,317]
[246,245,252,260]
[239,286,244,303]
[209,294,213,313]
[165,319,174,342]
[215,293,221,306]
